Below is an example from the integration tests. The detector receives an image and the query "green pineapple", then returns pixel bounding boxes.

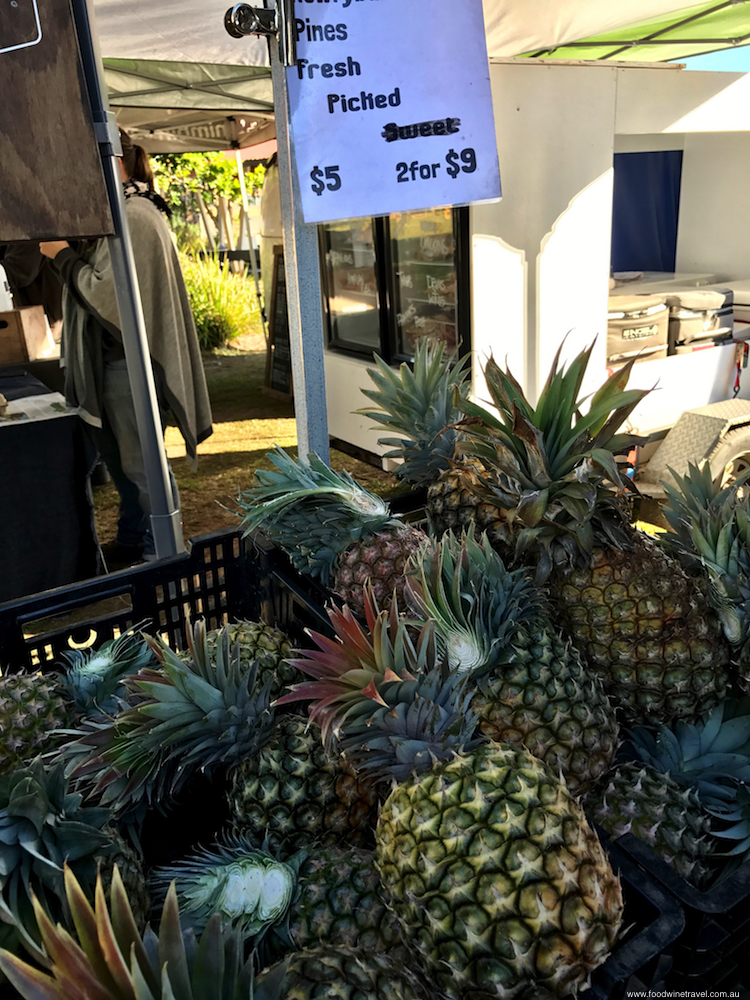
[0,628,156,772]
[0,670,69,772]
[61,622,378,850]
[659,461,750,685]
[279,590,623,999]
[585,763,711,886]
[229,714,378,851]
[0,866,255,1000]
[256,946,433,1000]
[405,528,619,795]
[235,447,425,614]
[588,699,750,886]
[191,618,299,702]
[447,345,732,725]
[150,836,404,960]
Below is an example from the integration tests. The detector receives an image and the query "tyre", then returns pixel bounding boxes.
[707,425,750,489]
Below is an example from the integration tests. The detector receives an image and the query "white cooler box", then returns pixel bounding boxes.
[664,287,734,354]
[607,293,669,365]
[720,279,750,328]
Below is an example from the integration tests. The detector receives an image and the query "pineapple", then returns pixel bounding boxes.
[588,698,750,887]
[179,621,300,701]
[0,760,145,959]
[279,591,624,999]
[235,447,425,613]
[229,714,378,851]
[256,946,433,1000]
[150,837,404,960]
[0,628,156,772]
[659,461,750,685]
[0,670,69,772]
[447,345,732,725]
[191,618,298,701]
[0,866,255,1000]
[60,622,378,850]
[358,338,471,486]
[585,763,711,886]
[404,528,619,795]
[357,337,507,542]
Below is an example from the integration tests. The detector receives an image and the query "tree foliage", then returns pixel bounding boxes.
[152,153,265,225]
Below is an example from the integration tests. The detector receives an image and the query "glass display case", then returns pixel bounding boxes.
[319,206,469,363]
[319,217,383,354]
[388,208,459,357]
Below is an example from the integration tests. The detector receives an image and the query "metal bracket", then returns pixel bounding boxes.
[93,111,122,156]
[224,4,277,39]
[224,0,296,65]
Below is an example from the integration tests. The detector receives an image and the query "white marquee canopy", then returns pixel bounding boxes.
[93,0,705,151]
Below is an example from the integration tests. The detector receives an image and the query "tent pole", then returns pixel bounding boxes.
[234,148,267,340]
[69,0,185,559]
[269,4,330,464]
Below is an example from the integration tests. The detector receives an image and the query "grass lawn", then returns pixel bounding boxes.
[91,336,399,546]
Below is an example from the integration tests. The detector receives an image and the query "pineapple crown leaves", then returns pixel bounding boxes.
[451,344,648,579]
[334,665,481,783]
[275,583,438,749]
[62,621,276,817]
[709,784,750,866]
[625,698,750,815]
[235,447,399,581]
[659,462,750,649]
[277,584,480,780]
[59,625,158,719]
[149,834,296,944]
[0,760,113,931]
[457,343,648,484]
[404,527,548,677]
[357,340,472,485]
[0,864,255,1000]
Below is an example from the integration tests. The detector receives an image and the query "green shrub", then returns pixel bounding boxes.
[181,253,259,351]
[173,221,205,256]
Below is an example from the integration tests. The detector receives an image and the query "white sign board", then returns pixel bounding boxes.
[287,0,501,224]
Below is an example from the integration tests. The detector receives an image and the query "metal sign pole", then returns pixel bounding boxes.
[68,0,185,558]
[272,39,330,464]
[226,0,330,465]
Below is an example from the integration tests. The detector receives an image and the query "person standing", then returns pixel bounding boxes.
[40,128,213,566]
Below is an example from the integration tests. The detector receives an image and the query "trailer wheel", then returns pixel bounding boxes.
[707,426,750,491]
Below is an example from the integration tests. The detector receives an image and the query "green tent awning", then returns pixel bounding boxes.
[524,0,750,62]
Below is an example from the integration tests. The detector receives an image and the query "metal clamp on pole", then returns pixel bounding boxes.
[93,112,122,157]
[224,0,296,66]
[224,4,277,39]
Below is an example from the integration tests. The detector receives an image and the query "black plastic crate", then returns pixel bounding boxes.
[579,839,684,999]
[244,528,334,645]
[0,529,259,669]
[616,831,750,990]
[388,485,428,523]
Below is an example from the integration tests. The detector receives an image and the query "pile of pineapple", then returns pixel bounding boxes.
[3,342,750,999]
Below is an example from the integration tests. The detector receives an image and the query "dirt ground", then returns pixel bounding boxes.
[91,335,399,546]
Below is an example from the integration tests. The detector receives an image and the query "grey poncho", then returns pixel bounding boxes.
[53,195,212,463]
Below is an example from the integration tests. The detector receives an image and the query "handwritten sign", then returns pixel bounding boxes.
[287,0,501,224]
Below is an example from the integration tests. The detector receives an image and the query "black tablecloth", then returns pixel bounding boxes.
[0,371,99,604]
